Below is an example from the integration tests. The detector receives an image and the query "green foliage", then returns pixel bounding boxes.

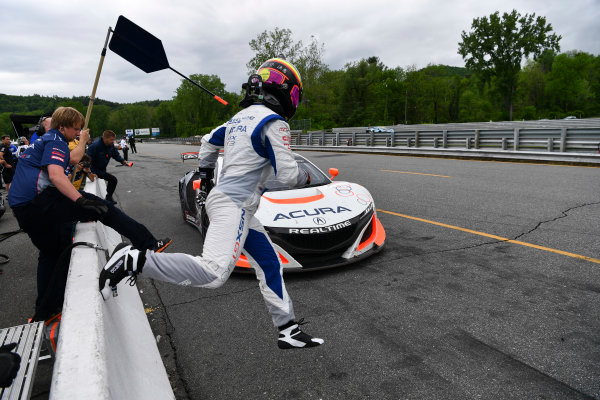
[458,9,561,120]
[545,51,597,116]
[170,74,240,137]
[246,27,304,73]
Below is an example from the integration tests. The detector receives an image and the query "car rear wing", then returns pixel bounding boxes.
[181,152,199,162]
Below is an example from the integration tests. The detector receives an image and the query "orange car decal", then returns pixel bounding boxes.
[357,215,386,252]
[236,252,289,268]
[262,193,325,204]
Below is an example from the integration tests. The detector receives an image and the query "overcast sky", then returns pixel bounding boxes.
[1,0,598,104]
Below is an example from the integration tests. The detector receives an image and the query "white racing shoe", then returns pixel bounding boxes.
[99,243,146,300]
[277,319,324,349]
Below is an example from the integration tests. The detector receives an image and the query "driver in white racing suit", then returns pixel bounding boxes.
[99,58,323,349]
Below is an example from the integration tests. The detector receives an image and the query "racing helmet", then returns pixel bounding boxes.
[240,58,303,120]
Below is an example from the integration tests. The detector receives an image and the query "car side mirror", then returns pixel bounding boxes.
[329,168,339,180]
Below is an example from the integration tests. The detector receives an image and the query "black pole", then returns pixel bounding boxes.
[169,67,228,105]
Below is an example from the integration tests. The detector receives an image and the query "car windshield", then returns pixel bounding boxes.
[264,158,330,192]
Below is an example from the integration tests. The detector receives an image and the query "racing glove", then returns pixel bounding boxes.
[0,343,21,388]
[75,196,109,217]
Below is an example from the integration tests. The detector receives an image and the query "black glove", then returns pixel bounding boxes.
[75,196,109,217]
[198,168,214,180]
[0,343,21,388]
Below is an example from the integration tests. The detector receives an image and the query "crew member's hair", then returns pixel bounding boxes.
[103,130,116,139]
[1,135,10,141]
[51,107,84,130]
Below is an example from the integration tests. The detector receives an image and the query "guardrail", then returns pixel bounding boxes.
[294,127,600,153]
[50,179,174,399]
[289,124,600,164]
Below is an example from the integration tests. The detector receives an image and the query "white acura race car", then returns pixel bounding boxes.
[179,152,385,271]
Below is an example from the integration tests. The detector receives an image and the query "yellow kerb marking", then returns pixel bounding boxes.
[381,170,451,178]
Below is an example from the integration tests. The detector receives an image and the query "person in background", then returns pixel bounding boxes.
[86,130,132,204]
[119,136,129,162]
[69,154,96,190]
[128,134,137,153]
[30,116,52,143]
[0,135,17,192]
[16,136,30,157]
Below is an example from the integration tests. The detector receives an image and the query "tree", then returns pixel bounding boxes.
[458,9,561,120]
[171,74,233,136]
[246,28,328,123]
[247,28,303,73]
[545,51,596,116]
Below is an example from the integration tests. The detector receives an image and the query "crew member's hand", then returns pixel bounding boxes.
[0,343,21,388]
[123,161,133,167]
[75,196,109,216]
[79,129,90,144]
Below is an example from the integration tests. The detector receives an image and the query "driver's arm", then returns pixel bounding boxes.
[263,120,309,186]
[197,125,225,169]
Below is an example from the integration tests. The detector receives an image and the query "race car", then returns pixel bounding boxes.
[179,152,385,271]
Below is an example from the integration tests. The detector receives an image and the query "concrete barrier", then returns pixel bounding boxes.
[50,179,174,399]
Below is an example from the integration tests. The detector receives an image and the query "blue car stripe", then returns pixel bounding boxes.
[244,229,284,299]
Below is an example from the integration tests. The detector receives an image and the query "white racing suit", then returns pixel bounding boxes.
[142,104,309,327]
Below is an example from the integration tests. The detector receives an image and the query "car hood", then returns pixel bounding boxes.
[256,181,374,228]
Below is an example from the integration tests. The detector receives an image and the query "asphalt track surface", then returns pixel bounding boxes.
[1,143,599,399]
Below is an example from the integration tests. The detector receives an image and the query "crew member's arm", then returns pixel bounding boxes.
[69,129,90,164]
[0,152,11,169]
[48,164,82,202]
[110,145,127,165]
[263,119,309,186]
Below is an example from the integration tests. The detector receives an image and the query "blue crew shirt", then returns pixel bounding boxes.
[86,137,124,174]
[7,129,70,207]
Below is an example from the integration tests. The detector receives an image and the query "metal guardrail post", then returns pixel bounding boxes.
[474,130,480,149]
[335,132,340,146]
[442,130,448,148]
[391,131,395,147]
[352,132,356,146]
[560,128,567,152]
[433,137,438,148]
[514,128,520,151]
[547,138,553,152]
[322,131,326,146]
[308,133,312,146]
[466,137,471,149]
[415,131,420,148]
[502,137,507,150]
[370,131,374,147]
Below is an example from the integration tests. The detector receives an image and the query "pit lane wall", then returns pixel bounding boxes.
[50,179,174,399]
